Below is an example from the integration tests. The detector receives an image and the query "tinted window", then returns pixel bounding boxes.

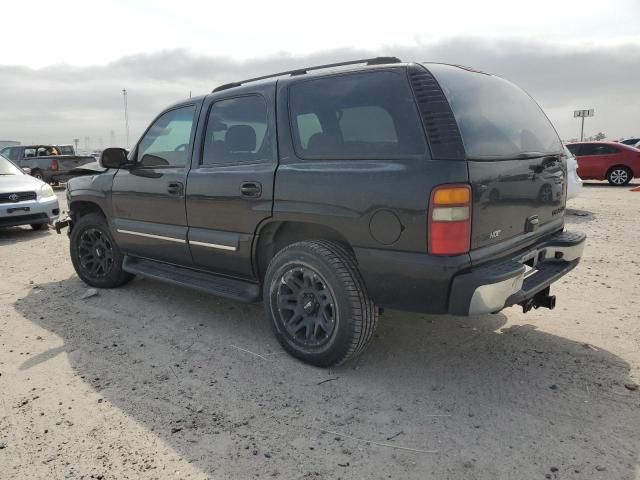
[202,95,271,165]
[580,144,619,156]
[566,144,579,156]
[137,105,196,167]
[289,71,426,158]
[427,64,562,159]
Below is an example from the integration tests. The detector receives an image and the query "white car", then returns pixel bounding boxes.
[0,154,59,230]
[564,146,582,200]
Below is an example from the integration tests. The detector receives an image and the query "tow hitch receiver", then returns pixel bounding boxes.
[54,218,72,234]
[520,287,556,313]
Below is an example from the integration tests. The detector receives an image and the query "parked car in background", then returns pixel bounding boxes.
[60,57,586,367]
[1,144,75,160]
[564,145,582,200]
[566,141,640,185]
[0,154,59,230]
[619,137,640,148]
[0,144,95,184]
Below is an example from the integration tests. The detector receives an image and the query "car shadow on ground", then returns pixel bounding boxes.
[0,226,54,245]
[14,276,640,479]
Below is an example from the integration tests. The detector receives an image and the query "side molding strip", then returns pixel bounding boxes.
[116,229,186,244]
[189,240,237,251]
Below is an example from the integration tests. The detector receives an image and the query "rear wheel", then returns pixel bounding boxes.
[70,213,133,288]
[264,240,378,367]
[607,166,631,186]
[30,223,47,230]
[32,170,44,181]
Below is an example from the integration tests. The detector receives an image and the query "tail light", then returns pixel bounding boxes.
[428,184,472,255]
[51,159,59,171]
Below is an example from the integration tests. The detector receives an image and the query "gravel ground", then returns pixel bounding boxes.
[1,183,639,479]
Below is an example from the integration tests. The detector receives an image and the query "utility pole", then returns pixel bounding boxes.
[122,89,130,148]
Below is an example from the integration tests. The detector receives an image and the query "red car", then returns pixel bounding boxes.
[566,141,640,185]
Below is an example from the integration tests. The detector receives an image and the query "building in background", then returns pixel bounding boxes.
[0,140,20,149]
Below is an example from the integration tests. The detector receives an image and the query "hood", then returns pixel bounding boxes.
[0,174,45,194]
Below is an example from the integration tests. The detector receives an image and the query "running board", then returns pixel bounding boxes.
[122,256,261,303]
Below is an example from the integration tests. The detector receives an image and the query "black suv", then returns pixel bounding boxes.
[59,57,586,367]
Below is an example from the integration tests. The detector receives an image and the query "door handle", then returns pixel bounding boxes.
[167,181,184,195]
[240,182,262,198]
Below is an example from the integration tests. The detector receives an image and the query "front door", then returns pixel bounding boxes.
[111,103,200,265]
[186,86,277,279]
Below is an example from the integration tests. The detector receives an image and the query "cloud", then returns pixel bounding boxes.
[1,38,638,148]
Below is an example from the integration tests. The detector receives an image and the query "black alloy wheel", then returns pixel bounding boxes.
[76,227,115,279]
[275,266,337,349]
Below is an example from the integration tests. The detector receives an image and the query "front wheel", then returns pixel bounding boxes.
[264,240,378,367]
[607,167,631,186]
[69,213,133,288]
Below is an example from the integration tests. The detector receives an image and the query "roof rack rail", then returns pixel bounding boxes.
[212,56,402,93]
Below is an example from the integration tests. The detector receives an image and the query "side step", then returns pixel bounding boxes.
[123,256,261,303]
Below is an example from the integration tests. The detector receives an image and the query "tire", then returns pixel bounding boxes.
[607,166,631,186]
[264,240,378,367]
[30,223,47,230]
[69,212,133,288]
[32,170,44,181]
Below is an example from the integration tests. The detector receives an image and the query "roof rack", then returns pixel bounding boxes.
[212,56,402,92]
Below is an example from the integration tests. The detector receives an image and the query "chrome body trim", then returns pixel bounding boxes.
[116,229,186,244]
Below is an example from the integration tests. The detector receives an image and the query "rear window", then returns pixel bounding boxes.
[426,64,562,159]
[289,71,426,158]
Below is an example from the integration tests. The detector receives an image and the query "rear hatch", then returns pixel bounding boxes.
[426,64,566,251]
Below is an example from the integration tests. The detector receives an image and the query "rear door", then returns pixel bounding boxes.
[185,85,277,279]
[426,64,566,252]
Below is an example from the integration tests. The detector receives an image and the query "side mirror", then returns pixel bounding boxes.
[100,148,130,169]
[22,167,31,174]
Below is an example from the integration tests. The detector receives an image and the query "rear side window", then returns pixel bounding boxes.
[580,144,619,155]
[427,64,562,159]
[202,95,272,165]
[289,71,426,158]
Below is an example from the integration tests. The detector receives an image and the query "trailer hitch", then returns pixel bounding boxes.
[521,287,556,313]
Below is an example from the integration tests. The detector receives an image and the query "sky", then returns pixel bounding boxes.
[0,0,639,148]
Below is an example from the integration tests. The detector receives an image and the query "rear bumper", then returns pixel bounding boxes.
[449,231,586,315]
[355,230,586,316]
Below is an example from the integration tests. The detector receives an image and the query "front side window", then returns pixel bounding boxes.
[137,105,196,168]
[23,148,36,158]
[202,95,271,165]
[289,71,426,158]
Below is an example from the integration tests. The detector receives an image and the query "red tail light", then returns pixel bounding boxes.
[50,159,59,171]
[428,184,472,255]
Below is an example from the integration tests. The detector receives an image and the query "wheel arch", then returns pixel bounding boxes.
[254,220,353,281]
[69,200,107,222]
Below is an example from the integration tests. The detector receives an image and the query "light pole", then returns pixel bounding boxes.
[122,88,130,148]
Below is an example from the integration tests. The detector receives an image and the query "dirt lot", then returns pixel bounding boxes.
[1,183,639,479]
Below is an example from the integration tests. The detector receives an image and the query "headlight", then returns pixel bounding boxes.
[38,184,56,200]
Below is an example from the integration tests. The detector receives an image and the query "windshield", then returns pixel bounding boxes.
[0,154,23,175]
[426,64,562,159]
